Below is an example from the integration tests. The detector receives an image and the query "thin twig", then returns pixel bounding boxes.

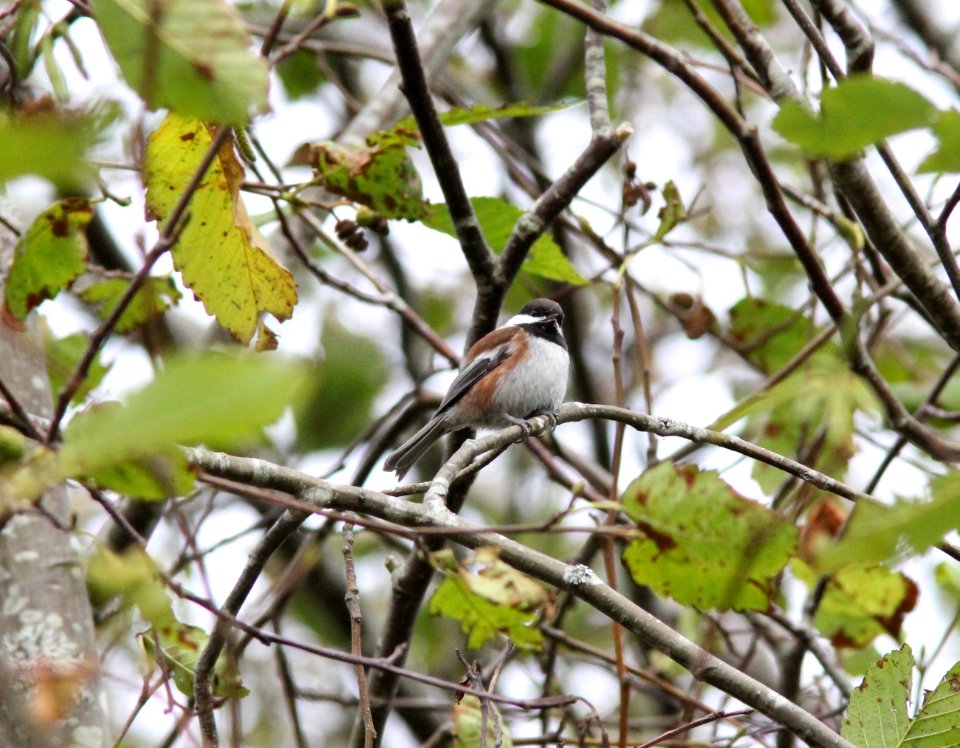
[258,0,292,58]
[0,375,41,440]
[272,620,309,748]
[497,123,632,290]
[539,0,960,460]
[195,510,308,747]
[605,285,630,748]
[541,624,743,720]
[637,709,754,748]
[759,611,852,700]
[624,279,657,465]
[456,651,493,748]
[343,521,377,748]
[296,209,459,364]
[865,353,960,493]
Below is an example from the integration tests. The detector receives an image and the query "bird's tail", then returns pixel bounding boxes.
[384,417,448,475]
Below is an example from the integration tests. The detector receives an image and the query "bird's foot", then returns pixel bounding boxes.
[502,414,532,441]
[536,410,559,431]
[524,409,558,432]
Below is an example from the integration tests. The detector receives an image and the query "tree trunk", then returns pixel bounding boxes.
[0,214,107,747]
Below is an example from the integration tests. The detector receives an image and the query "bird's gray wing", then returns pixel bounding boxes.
[436,343,511,413]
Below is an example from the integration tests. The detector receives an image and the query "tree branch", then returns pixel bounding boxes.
[188,444,857,748]
[195,510,308,747]
[497,122,632,288]
[712,0,960,349]
[342,0,498,141]
[382,0,498,292]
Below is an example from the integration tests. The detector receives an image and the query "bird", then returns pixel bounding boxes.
[384,298,569,475]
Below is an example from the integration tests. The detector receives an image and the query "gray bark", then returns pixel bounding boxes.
[0,209,107,747]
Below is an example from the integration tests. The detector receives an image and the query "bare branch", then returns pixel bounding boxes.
[195,510,308,747]
[343,521,376,748]
[188,443,858,748]
[382,0,498,292]
[342,0,498,141]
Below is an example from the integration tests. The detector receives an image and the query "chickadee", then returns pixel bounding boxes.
[384,298,569,474]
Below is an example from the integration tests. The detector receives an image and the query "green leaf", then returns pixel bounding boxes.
[293,317,385,450]
[44,331,111,405]
[140,622,249,698]
[0,105,115,187]
[429,548,547,651]
[841,646,885,677]
[739,356,879,494]
[0,448,60,508]
[87,547,174,626]
[721,306,879,492]
[75,274,181,332]
[8,0,42,80]
[40,33,68,101]
[92,0,269,125]
[144,114,297,345]
[59,353,308,480]
[842,645,913,746]
[773,76,937,159]
[816,473,960,571]
[462,548,550,609]
[621,463,797,611]
[874,337,951,388]
[139,623,205,698]
[85,441,196,499]
[441,100,575,125]
[422,197,587,285]
[0,426,27,465]
[429,577,543,651]
[794,560,917,648]
[843,645,960,747]
[653,180,686,241]
[4,198,92,319]
[276,48,325,100]
[453,695,514,748]
[514,8,584,100]
[935,562,960,600]
[643,0,776,48]
[288,0,327,15]
[728,297,816,374]
[835,214,866,251]
[310,126,427,220]
[919,110,960,173]
[903,661,960,746]
[523,244,587,285]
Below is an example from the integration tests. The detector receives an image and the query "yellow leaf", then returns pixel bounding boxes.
[144,114,297,344]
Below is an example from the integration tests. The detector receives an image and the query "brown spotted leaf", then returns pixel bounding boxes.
[621,462,796,611]
[310,126,427,220]
[793,559,918,648]
[74,273,181,332]
[144,114,297,345]
[4,198,92,319]
[842,644,913,746]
